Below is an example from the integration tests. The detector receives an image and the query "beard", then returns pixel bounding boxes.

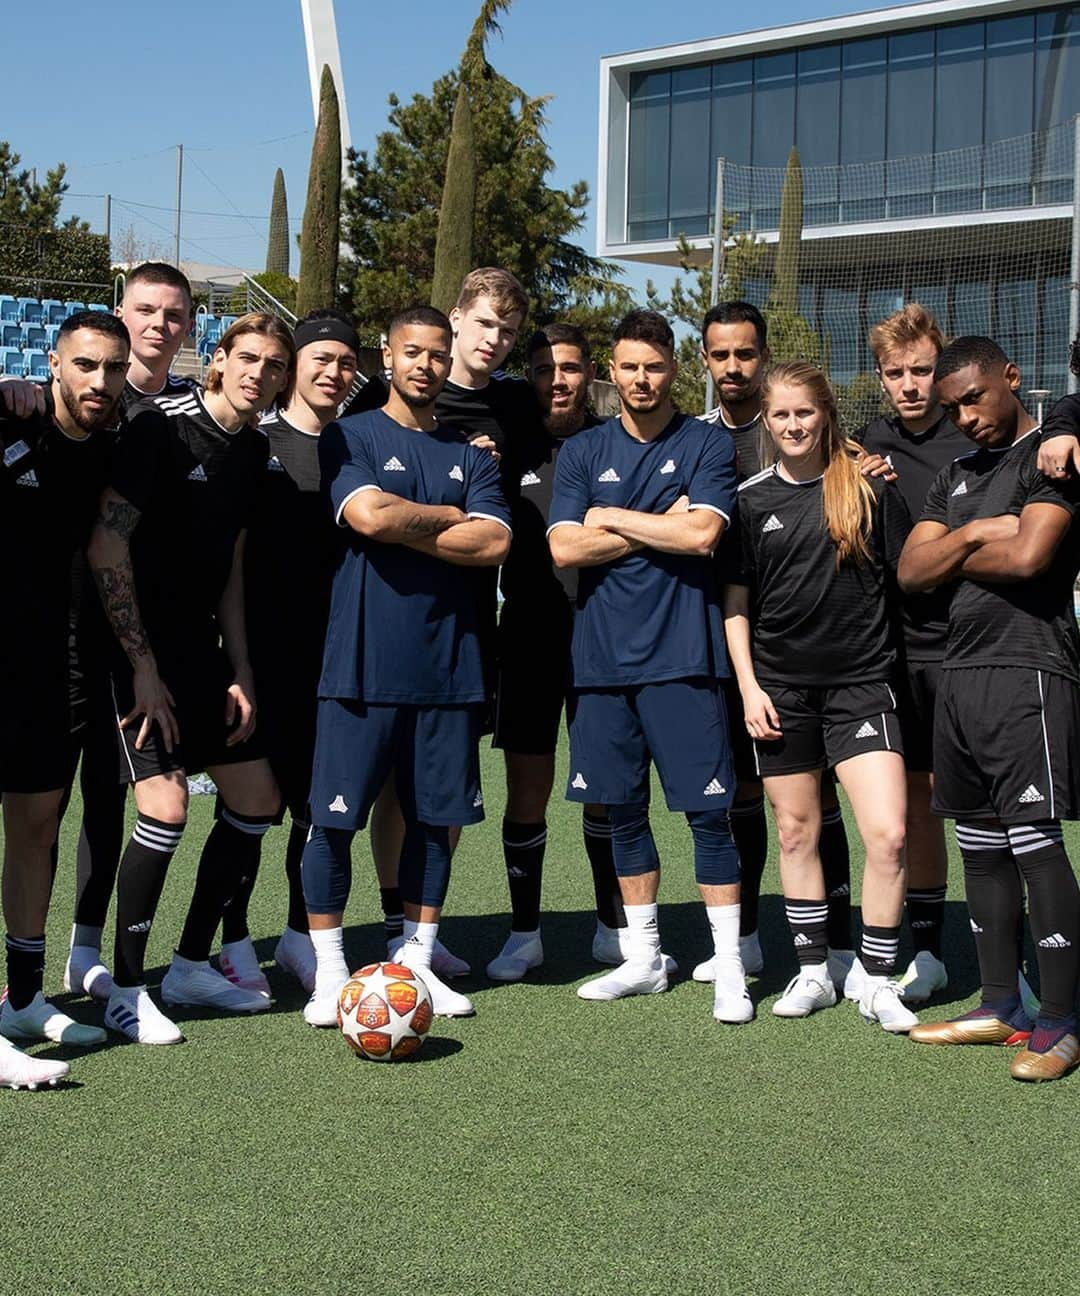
[58,380,117,431]
[543,388,589,435]
[393,378,437,410]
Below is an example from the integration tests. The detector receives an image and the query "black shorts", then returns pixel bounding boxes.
[896,659,942,775]
[752,680,904,778]
[111,646,267,784]
[932,666,1080,823]
[723,680,759,785]
[492,597,573,756]
[0,669,79,794]
[258,691,317,821]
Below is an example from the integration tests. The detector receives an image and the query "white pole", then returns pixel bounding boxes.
[704,157,726,412]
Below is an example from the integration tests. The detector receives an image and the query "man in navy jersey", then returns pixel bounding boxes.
[301,306,511,1025]
[700,302,855,988]
[485,324,625,982]
[0,312,131,1078]
[548,310,750,1023]
[901,336,1080,1081]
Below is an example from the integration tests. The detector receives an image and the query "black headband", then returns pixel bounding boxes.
[294,317,360,355]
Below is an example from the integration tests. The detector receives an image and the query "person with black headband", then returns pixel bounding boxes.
[212,309,361,998]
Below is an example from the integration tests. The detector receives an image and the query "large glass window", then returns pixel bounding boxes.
[668,65,712,235]
[886,30,934,217]
[840,38,887,221]
[752,52,796,228]
[710,59,753,234]
[627,70,670,242]
[934,23,985,214]
[797,45,841,224]
[985,16,1035,208]
[1035,8,1080,202]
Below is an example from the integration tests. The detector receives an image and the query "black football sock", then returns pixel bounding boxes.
[1007,823,1080,1021]
[583,810,624,929]
[73,753,127,928]
[380,886,404,947]
[5,935,45,1011]
[503,818,546,932]
[906,885,947,959]
[730,795,766,936]
[785,898,829,966]
[955,822,1022,1006]
[113,815,185,987]
[820,804,852,949]
[285,819,310,934]
[177,808,271,962]
[860,923,901,977]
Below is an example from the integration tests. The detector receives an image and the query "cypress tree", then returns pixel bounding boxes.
[771,146,803,314]
[296,65,342,316]
[430,82,476,314]
[265,168,290,277]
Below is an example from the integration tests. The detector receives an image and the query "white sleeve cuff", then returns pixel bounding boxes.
[687,503,731,522]
[467,511,512,534]
[335,483,380,527]
[545,519,584,537]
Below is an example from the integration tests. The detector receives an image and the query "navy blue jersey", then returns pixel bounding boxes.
[548,412,736,688]
[318,408,511,705]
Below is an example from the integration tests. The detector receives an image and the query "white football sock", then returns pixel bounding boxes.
[309,926,349,986]
[401,919,438,968]
[623,903,661,966]
[707,903,745,985]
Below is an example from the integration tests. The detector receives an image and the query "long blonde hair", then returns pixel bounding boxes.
[761,361,876,566]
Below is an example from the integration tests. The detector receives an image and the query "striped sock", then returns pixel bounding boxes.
[906,885,947,958]
[178,808,272,962]
[503,819,547,933]
[4,934,45,1010]
[860,924,901,977]
[114,815,186,987]
[785,898,829,966]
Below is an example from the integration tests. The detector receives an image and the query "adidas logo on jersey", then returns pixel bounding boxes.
[3,439,30,468]
[659,459,676,475]
[951,480,968,496]
[14,468,38,488]
[187,463,207,482]
[762,514,783,533]
[472,789,483,807]
[520,469,541,486]
[1018,784,1046,804]
[449,465,464,482]
[1038,932,1072,948]
[328,794,349,814]
[598,468,621,483]
[854,721,879,739]
[571,772,588,790]
[703,778,726,796]
[267,455,285,472]
[383,456,406,472]
[793,933,812,947]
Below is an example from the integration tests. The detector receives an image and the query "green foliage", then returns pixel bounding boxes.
[770,147,802,314]
[296,66,342,317]
[227,271,298,317]
[266,168,290,278]
[431,80,476,315]
[0,140,80,235]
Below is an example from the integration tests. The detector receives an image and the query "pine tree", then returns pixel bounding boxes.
[266,167,290,277]
[296,66,342,316]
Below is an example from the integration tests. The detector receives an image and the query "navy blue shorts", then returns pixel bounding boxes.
[565,678,734,811]
[308,699,485,831]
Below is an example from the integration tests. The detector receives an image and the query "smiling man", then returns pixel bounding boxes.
[899,335,1080,1081]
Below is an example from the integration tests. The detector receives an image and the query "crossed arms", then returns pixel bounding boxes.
[340,489,510,566]
[548,497,725,569]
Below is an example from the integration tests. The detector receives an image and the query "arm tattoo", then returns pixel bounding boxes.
[93,560,151,663]
[404,513,449,537]
[95,497,142,539]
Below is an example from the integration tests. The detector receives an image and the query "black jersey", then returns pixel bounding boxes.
[1042,391,1080,443]
[501,412,605,606]
[701,406,765,481]
[120,372,199,418]
[246,409,342,691]
[856,411,971,662]
[732,464,912,686]
[110,388,268,658]
[921,428,1080,682]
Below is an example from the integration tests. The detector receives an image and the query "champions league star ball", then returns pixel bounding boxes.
[338,962,433,1062]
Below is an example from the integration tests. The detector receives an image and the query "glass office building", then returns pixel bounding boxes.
[598,0,1080,393]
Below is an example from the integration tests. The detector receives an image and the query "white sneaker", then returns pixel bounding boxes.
[105,986,184,1044]
[0,1034,70,1088]
[842,954,868,1002]
[714,975,754,1024]
[432,938,470,979]
[591,921,624,966]
[486,930,543,982]
[303,978,346,1028]
[896,951,948,1005]
[161,956,270,1014]
[63,946,115,1002]
[772,965,837,1018]
[828,947,857,993]
[694,932,763,983]
[859,976,919,1033]
[275,927,317,995]
[396,947,474,1017]
[577,955,668,1001]
[0,991,106,1046]
[218,937,272,998]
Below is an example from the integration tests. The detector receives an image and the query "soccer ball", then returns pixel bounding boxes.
[338,962,433,1062]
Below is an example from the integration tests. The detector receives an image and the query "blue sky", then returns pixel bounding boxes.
[6,0,867,301]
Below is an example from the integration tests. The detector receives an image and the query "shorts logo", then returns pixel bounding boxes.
[187,463,207,482]
[571,772,588,790]
[472,789,483,807]
[854,721,879,739]
[1018,784,1046,804]
[762,514,783,533]
[15,469,38,488]
[520,470,541,486]
[703,778,726,796]
[328,794,349,814]
[267,455,285,472]
[449,465,464,482]
[4,439,30,468]
[951,480,968,497]
[969,918,983,933]
[1038,932,1072,948]
[598,468,621,483]
[383,456,406,472]
[659,459,676,475]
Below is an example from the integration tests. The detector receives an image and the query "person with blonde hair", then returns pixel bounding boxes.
[723,361,918,1032]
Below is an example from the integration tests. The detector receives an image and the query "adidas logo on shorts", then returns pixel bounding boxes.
[449,465,464,482]
[1018,784,1046,804]
[660,459,676,475]
[383,456,406,472]
[598,468,620,483]
[571,772,588,790]
[267,455,285,472]
[855,721,879,739]
[970,918,984,933]
[15,468,38,488]
[951,480,968,496]
[762,514,783,533]
[3,439,30,468]
[520,470,541,486]
[473,789,483,807]
[1039,932,1072,948]
[187,463,207,482]
[328,794,349,813]
[703,778,726,796]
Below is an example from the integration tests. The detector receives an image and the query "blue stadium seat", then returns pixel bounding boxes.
[0,347,25,376]
[21,325,46,352]
[220,315,238,330]
[43,324,60,350]
[41,299,64,325]
[17,298,43,324]
[87,302,109,313]
[0,296,16,323]
[1,324,21,349]
[23,349,49,381]
[64,301,86,316]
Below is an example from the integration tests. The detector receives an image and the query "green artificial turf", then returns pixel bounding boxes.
[4,740,1079,1296]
